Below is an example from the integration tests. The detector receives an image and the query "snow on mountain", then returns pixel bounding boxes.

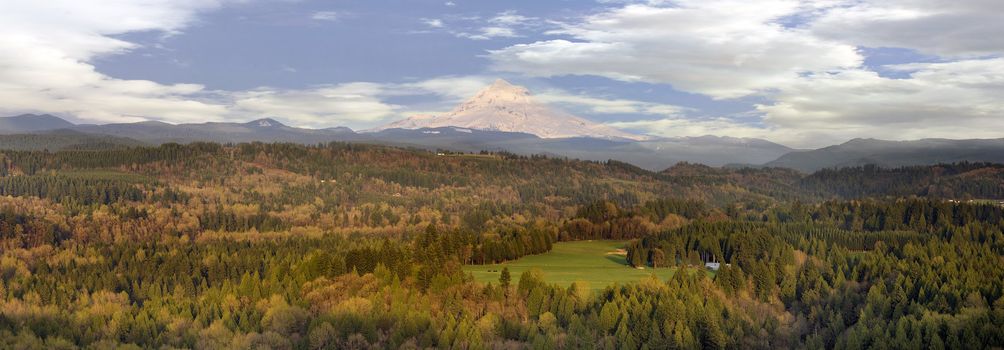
[376,79,648,141]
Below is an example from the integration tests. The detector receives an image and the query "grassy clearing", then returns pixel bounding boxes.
[964,199,1004,206]
[464,240,697,290]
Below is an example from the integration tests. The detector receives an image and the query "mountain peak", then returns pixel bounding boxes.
[375,80,646,141]
[486,79,521,91]
[6,113,71,123]
[0,113,75,133]
[247,118,285,128]
[463,79,532,107]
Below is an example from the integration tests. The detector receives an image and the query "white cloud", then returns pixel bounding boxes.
[608,117,774,140]
[490,10,533,26]
[460,27,518,40]
[487,0,1004,147]
[610,58,1004,148]
[616,57,1004,148]
[228,76,495,129]
[423,18,445,28]
[1,1,688,132]
[230,83,402,127]
[229,76,695,130]
[756,58,1004,147]
[385,75,689,117]
[809,0,1004,57]
[456,10,538,40]
[536,92,688,116]
[0,1,403,128]
[400,76,494,100]
[311,11,340,21]
[0,0,228,124]
[489,0,862,99]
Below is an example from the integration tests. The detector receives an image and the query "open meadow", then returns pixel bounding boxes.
[464,240,699,290]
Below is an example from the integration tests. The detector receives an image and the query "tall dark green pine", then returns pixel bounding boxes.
[500,267,512,294]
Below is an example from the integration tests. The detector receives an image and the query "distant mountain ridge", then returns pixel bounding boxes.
[766,138,1004,172]
[0,114,75,133]
[366,127,793,170]
[375,79,647,141]
[0,114,793,170]
[71,117,359,144]
[4,113,1003,173]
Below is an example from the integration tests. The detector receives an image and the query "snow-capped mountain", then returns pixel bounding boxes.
[376,79,648,141]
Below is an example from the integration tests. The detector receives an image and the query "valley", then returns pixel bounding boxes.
[0,141,1001,349]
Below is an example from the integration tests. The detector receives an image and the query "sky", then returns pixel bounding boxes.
[1,0,1003,148]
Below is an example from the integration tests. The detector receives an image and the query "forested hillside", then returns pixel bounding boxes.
[0,142,1002,349]
[0,132,145,151]
[799,163,1004,199]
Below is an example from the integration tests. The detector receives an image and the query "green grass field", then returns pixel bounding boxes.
[964,199,1004,206]
[464,240,687,290]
